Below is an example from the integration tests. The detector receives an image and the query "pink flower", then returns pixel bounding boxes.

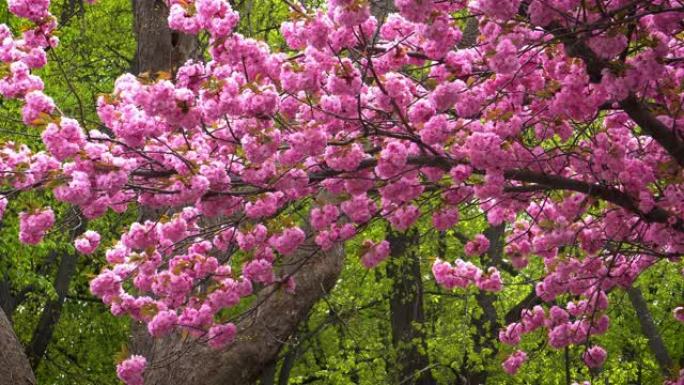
[75,230,101,254]
[22,90,55,125]
[388,204,420,231]
[242,259,274,285]
[582,345,607,368]
[89,269,121,299]
[53,171,92,205]
[432,208,459,231]
[284,276,296,294]
[196,0,240,38]
[341,194,376,224]
[208,323,237,349]
[18,208,55,245]
[489,39,519,74]
[471,0,521,21]
[429,81,464,112]
[332,2,370,26]
[476,267,503,292]
[465,234,490,256]
[674,307,684,323]
[41,117,85,161]
[311,204,339,230]
[521,306,545,332]
[147,310,178,337]
[8,0,50,22]
[268,227,305,256]
[0,197,7,221]
[375,141,408,178]
[502,350,527,375]
[587,34,628,60]
[116,355,147,385]
[324,144,365,172]
[499,323,523,345]
[432,259,482,290]
[360,240,390,268]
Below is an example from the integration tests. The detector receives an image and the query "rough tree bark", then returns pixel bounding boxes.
[131,0,199,74]
[0,307,36,385]
[387,229,436,385]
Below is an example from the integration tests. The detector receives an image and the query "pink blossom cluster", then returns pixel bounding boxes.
[168,0,239,38]
[360,240,390,269]
[502,350,527,375]
[582,345,607,368]
[464,234,490,256]
[7,0,51,22]
[498,290,612,370]
[18,208,54,245]
[0,197,7,221]
[116,355,146,385]
[75,230,101,254]
[432,258,502,292]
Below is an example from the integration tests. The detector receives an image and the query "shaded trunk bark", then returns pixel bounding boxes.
[0,275,18,322]
[131,0,199,74]
[369,0,394,18]
[131,232,345,385]
[458,16,479,49]
[259,361,276,385]
[0,307,35,385]
[386,229,436,385]
[276,348,298,385]
[627,286,674,377]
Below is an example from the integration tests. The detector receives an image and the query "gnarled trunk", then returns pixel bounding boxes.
[131,235,345,385]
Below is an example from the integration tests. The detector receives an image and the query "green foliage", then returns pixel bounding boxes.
[274,213,683,385]
[1,1,135,384]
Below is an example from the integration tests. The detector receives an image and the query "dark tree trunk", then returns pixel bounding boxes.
[386,229,436,385]
[131,0,199,74]
[276,348,298,385]
[0,275,18,321]
[627,286,674,377]
[0,307,35,385]
[369,0,394,18]
[458,17,479,49]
